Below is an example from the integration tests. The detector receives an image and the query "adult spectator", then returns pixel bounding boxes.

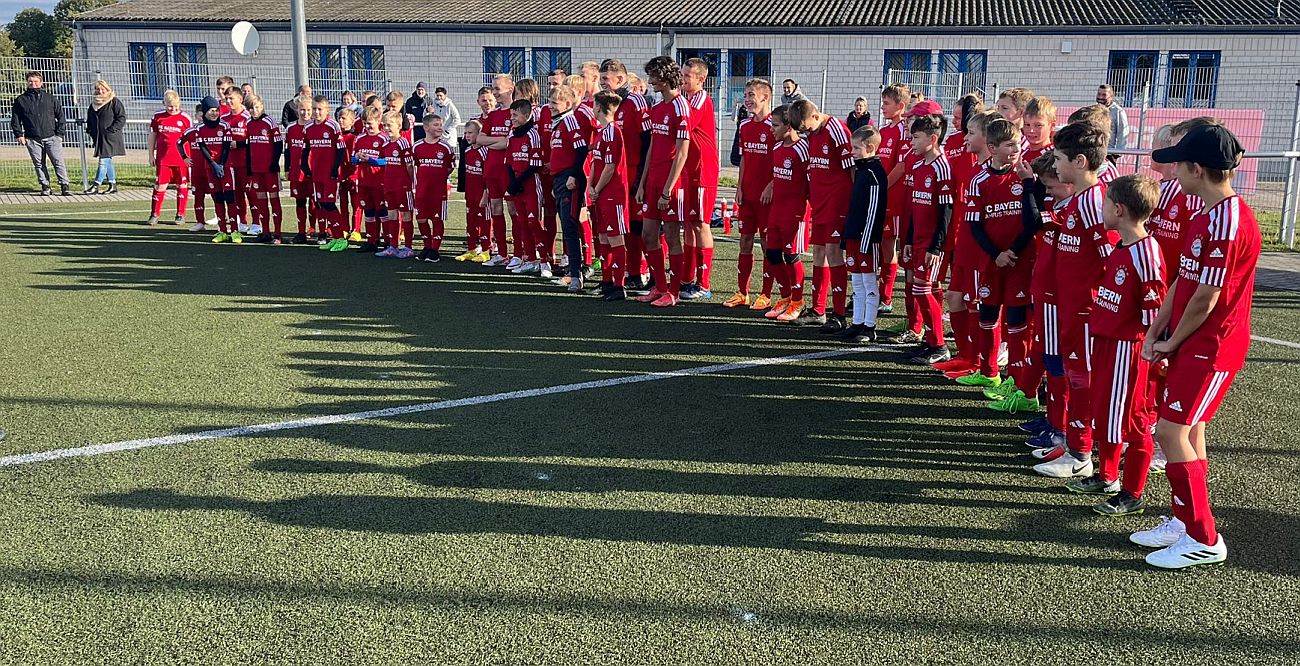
[781,79,808,106]
[10,72,70,196]
[84,79,126,195]
[282,84,312,126]
[240,82,255,98]
[336,90,362,121]
[548,68,568,91]
[846,96,872,132]
[431,86,461,143]
[407,82,433,140]
[1097,84,1130,149]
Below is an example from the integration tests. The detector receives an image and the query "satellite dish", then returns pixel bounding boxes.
[231,22,260,56]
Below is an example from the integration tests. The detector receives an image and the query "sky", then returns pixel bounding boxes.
[2,2,60,25]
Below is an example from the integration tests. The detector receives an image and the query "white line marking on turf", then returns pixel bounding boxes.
[0,209,145,218]
[1253,335,1300,350]
[0,346,876,468]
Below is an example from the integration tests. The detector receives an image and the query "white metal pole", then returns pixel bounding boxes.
[1281,80,1300,248]
[290,0,309,88]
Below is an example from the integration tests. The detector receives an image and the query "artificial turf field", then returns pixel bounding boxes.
[0,199,1298,664]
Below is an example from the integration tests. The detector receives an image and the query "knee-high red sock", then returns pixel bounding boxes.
[314,209,326,236]
[512,214,527,259]
[247,196,265,230]
[880,260,899,305]
[950,310,972,361]
[978,319,999,375]
[906,291,924,335]
[581,220,594,265]
[773,261,790,299]
[176,187,189,217]
[791,261,806,301]
[1122,431,1155,498]
[668,252,683,296]
[151,188,166,217]
[1007,323,1030,378]
[430,218,444,251]
[681,244,698,284]
[761,258,775,297]
[811,264,830,314]
[382,218,398,247]
[699,246,714,290]
[626,233,645,279]
[401,218,415,249]
[737,253,754,295]
[647,245,667,292]
[418,221,433,250]
[609,244,627,287]
[365,218,380,244]
[830,264,848,316]
[295,202,308,234]
[919,288,945,347]
[1167,459,1217,544]
[329,209,345,239]
[492,213,508,257]
[270,197,283,236]
[352,201,363,233]
[193,200,207,228]
[1046,372,1068,431]
[214,201,229,233]
[531,216,550,262]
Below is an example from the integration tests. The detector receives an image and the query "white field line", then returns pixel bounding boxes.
[0,346,875,468]
[0,209,146,218]
[1252,335,1300,350]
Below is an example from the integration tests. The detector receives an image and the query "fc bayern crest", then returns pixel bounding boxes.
[1011,183,1023,195]
[925,176,933,187]
[846,255,856,266]
[1115,267,1127,285]
[822,144,829,154]
[1191,237,1203,257]
[783,158,792,168]
[1067,216,1076,229]
[760,133,767,141]
[978,286,991,298]
[1170,205,1180,218]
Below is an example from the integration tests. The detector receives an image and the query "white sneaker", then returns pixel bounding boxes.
[512,260,535,275]
[483,255,507,267]
[505,257,523,270]
[1146,532,1227,569]
[1031,443,1066,460]
[998,341,1009,368]
[538,262,553,279]
[249,223,263,235]
[203,222,217,231]
[188,223,206,232]
[1032,454,1093,478]
[237,223,251,234]
[1150,446,1168,473]
[1130,516,1187,548]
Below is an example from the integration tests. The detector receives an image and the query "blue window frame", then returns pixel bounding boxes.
[937,50,986,102]
[128,42,170,100]
[726,49,771,108]
[484,47,525,84]
[532,48,571,80]
[677,48,722,103]
[171,44,207,101]
[347,46,386,95]
[1107,50,1158,106]
[1165,51,1220,108]
[309,45,344,102]
[883,49,932,90]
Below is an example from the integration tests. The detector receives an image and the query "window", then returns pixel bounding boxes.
[937,50,986,103]
[484,47,526,84]
[1166,51,1219,108]
[309,46,344,102]
[311,46,386,101]
[883,49,932,93]
[1107,50,1158,106]
[678,48,721,97]
[532,48,571,79]
[128,42,210,101]
[727,49,771,108]
[128,43,170,100]
[172,44,207,101]
[348,46,386,95]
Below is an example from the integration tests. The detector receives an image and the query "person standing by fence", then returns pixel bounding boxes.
[846,97,872,132]
[431,87,461,144]
[10,72,71,196]
[85,80,126,195]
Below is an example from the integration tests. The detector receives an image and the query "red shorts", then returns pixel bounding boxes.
[1057,303,1093,371]
[509,176,543,221]
[385,189,413,213]
[1159,353,1238,425]
[248,172,281,194]
[949,262,975,300]
[1037,301,1061,356]
[845,240,879,275]
[288,179,310,200]
[228,163,247,191]
[639,171,686,223]
[191,166,234,196]
[738,197,768,236]
[768,204,808,255]
[486,156,509,199]
[977,262,1034,307]
[809,188,850,230]
[311,179,338,205]
[686,182,718,224]
[415,187,448,222]
[358,185,386,212]
[882,212,901,241]
[908,250,945,286]
[596,198,629,236]
[1090,336,1156,445]
[155,164,188,187]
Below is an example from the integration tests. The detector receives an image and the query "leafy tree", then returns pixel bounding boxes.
[0,32,23,58]
[55,0,119,22]
[6,9,61,58]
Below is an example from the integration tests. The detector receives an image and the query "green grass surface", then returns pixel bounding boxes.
[0,202,1298,663]
[0,160,156,192]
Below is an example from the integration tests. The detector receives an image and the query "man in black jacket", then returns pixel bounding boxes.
[10,72,70,196]
[282,84,312,126]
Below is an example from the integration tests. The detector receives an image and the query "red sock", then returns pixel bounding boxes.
[791,260,806,302]
[812,264,829,314]
[609,244,627,287]
[329,210,345,239]
[382,219,398,247]
[151,188,166,217]
[214,201,229,233]
[648,246,667,292]
[418,221,433,250]
[978,320,998,375]
[919,288,945,347]
[761,258,775,297]
[365,218,380,244]
[682,244,698,284]
[295,203,308,234]
[669,252,683,296]
[430,218,444,251]
[176,187,189,217]
[1014,354,1046,400]
[906,292,924,335]
[402,219,414,249]
[950,310,972,362]
[880,260,899,305]
[193,201,206,228]
[1122,431,1155,498]
[773,261,791,299]
[581,220,594,265]
[699,246,714,290]
[352,203,363,233]
[512,213,527,259]
[1167,460,1217,544]
[1007,323,1030,375]
[492,213,508,256]
[1046,373,1068,431]
[270,197,283,235]
[314,211,326,236]
[246,196,264,230]
[737,253,754,295]
[830,264,848,316]
[626,232,644,280]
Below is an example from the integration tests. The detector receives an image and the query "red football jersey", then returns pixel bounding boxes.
[770,139,810,216]
[685,89,719,187]
[413,138,456,193]
[339,131,358,181]
[533,104,554,162]
[1022,142,1053,164]
[877,119,909,174]
[182,122,231,164]
[1053,182,1115,304]
[352,133,388,189]
[245,115,282,175]
[1031,200,1068,304]
[507,127,544,178]
[1149,178,1203,284]
[615,93,649,182]
[964,164,1025,270]
[284,123,309,182]
[805,115,854,199]
[737,115,775,201]
[1169,195,1261,371]
[1098,161,1119,183]
[484,107,513,169]
[304,119,345,182]
[591,123,627,204]
[1092,235,1166,341]
[646,94,691,172]
[221,110,250,164]
[549,110,589,174]
[903,154,954,251]
[381,136,413,191]
[151,111,193,166]
[944,132,977,252]
[464,146,488,193]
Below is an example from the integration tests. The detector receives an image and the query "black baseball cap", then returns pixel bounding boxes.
[1151,124,1244,170]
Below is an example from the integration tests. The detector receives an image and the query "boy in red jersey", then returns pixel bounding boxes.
[727,78,777,309]
[764,105,811,323]
[1033,122,1115,479]
[350,107,390,254]
[478,77,517,268]
[548,84,592,288]
[936,94,987,376]
[680,58,720,300]
[182,97,236,242]
[995,88,1033,131]
[376,114,416,259]
[283,97,312,243]
[958,119,1040,388]
[588,90,630,300]
[221,88,252,234]
[1061,174,1165,515]
[337,107,363,243]
[505,99,551,278]
[146,90,193,227]
[839,125,888,342]
[302,96,349,252]
[243,95,284,244]
[1148,120,1213,282]
[413,114,456,263]
[385,91,416,144]
[899,113,954,364]
[1068,106,1120,183]
[1021,97,1055,163]
[876,84,910,314]
[1133,124,1259,569]
[788,99,856,331]
[634,56,691,307]
[600,59,652,290]
[458,120,492,262]
[515,79,564,271]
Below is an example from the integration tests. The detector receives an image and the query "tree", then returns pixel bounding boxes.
[0,32,23,58]
[55,0,119,22]
[7,9,61,58]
